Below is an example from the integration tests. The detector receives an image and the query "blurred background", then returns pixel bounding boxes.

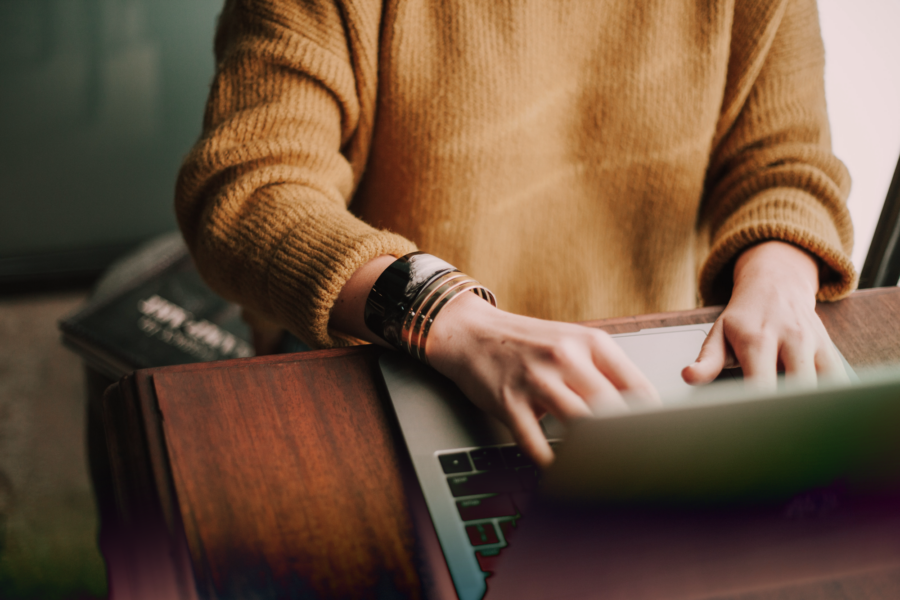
[0,0,222,290]
[819,0,900,270]
[0,0,897,598]
[0,1,222,598]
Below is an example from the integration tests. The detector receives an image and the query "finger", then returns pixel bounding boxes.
[586,389,631,417]
[578,376,633,416]
[779,337,817,389]
[502,402,555,468]
[589,336,659,402]
[532,376,596,422]
[815,343,850,384]
[733,330,778,391]
[557,349,639,410]
[682,319,729,385]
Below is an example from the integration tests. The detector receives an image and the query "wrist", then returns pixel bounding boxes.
[733,241,819,296]
[329,254,400,347]
[426,290,497,373]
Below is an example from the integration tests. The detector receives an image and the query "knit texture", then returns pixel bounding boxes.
[176,0,855,348]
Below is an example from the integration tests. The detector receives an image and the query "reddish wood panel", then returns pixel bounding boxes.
[101,376,198,600]
[816,288,900,367]
[152,349,421,599]
[584,305,724,335]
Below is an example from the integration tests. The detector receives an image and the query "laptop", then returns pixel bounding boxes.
[378,324,896,600]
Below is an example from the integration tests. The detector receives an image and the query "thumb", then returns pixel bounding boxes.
[682,319,728,385]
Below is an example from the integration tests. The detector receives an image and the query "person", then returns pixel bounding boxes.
[176,0,856,466]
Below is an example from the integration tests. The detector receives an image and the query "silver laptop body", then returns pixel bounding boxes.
[379,324,874,600]
[380,324,716,600]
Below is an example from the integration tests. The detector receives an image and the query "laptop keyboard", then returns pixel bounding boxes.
[438,443,557,574]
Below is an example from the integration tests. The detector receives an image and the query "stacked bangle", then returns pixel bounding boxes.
[364,252,497,363]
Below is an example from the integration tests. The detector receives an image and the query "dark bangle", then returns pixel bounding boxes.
[364,252,496,359]
[364,252,457,348]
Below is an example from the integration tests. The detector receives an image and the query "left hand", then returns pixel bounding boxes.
[682,240,848,389]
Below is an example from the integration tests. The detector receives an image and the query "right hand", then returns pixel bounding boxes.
[427,292,660,467]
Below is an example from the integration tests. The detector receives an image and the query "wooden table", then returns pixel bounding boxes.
[98,287,900,600]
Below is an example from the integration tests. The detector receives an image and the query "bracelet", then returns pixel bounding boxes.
[402,272,478,359]
[364,252,496,362]
[403,273,493,363]
[364,252,457,348]
[416,280,494,361]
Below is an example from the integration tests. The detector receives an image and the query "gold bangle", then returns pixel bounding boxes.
[413,279,496,364]
[399,272,469,355]
[384,260,496,364]
[408,276,481,359]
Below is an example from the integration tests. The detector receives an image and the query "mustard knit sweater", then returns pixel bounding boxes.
[176,0,856,349]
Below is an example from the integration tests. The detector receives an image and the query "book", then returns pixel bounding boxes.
[60,234,254,380]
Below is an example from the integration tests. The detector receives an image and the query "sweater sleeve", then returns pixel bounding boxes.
[698,0,856,305]
[175,0,416,348]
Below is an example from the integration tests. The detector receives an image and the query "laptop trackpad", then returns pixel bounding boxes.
[540,325,715,438]
[612,326,717,402]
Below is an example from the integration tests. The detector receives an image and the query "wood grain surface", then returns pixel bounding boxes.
[152,349,421,599]
[102,288,900,599]
[815,288,900,367]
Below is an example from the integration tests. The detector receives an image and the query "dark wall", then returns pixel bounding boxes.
[0,0,223,285]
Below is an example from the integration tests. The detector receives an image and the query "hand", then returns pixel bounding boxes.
[329,254,658,467]
[682,241,848,389]
[427,293,659,467]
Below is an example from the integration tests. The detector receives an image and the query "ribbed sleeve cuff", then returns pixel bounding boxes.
[699,188,857,305]
[265,204,417,349]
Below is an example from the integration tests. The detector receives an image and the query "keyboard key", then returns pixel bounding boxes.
[498,518,517,542]
[466,522,499,546]
[501,445,534,468]
[476,548,502,573]
[457,494,517,521]
[448,471,522,497]
[470,447,504,471]
[439,452,472,474]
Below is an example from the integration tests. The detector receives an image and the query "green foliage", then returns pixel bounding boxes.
[0,492,106,600]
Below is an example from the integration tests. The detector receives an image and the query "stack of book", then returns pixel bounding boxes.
[59,233,254,379]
